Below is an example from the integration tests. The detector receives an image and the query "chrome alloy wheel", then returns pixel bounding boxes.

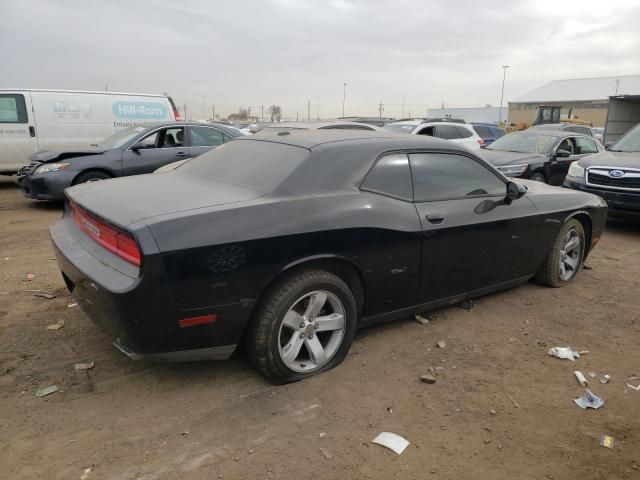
[277,290,346,373]
[559,228,582,281]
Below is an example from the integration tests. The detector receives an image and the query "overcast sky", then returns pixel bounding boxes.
[1,0,639,120]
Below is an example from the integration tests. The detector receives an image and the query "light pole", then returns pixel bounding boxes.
[342,83,347,118]
[498,65,509,125]
[316,96,320,120]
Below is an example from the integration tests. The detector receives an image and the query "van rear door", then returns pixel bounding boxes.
[0,91,39,173]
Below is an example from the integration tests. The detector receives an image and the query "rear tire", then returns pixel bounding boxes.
[74,171,112,184]
[530,171,546,183]
[245,270,357,384]
[534,218,585,287]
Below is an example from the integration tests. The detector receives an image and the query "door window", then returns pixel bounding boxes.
[160,127,184,148]
[361,153,413,201]
[556,138,574,154]
[0,94,28,123]
[416,126,435,136]
[409,153,505,202]
[435,125,457,139]
[454,126,473,138]
[473,125,491,138]
[575,136,598,154]
[190,126,226,147]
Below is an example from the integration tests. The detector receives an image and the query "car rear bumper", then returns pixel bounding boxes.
[50,214,252,361]
[564,178,640,218]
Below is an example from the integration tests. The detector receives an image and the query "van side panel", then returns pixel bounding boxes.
[29,92,176,152]
[0,91,38,173]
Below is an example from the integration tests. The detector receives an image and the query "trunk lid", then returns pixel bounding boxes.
[65,170,263,227]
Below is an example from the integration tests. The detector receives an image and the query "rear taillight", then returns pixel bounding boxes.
[70,202,141,266]
[477,138,485,145]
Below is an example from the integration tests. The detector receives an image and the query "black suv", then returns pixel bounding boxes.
[564,123,640,217]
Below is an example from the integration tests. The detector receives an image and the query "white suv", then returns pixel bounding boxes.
[384,120,484,150]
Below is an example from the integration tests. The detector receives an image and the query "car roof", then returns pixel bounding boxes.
[529,123,592,130]
[419,121,471,128]
[138,121,242,136]
[514,129,583,138]
[259,121,380,130]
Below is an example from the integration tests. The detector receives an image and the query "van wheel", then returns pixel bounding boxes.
[74,171,111,185]
[534,218,585,287]
[245,270,357,385]
[530,172,546,183]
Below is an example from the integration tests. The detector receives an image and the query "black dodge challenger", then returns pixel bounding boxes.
[51,130,607,384]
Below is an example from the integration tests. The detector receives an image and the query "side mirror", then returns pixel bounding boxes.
[555,149,571,158]
[130,141,147,153]
[506,181,526,201]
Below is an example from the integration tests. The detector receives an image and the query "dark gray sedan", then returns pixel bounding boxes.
[17,122,243,201]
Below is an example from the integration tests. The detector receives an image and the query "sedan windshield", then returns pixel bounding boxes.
[383,124,415,134]
[96,126,146,149]
[487,133,556,154]
[610,124,640,152]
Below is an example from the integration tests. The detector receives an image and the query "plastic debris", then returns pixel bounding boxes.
[600,435,614,449]
[626,379,640,391]
[35,385,59,397]
[80,467,92,480]
[574,371,588,387]
[318,432,326,439]
[46,320,65,330]
[414,314,430,325]
[574,389,604,409]
[600,375,610,384]
[437,340,447,349]
[372,432,410,455]
[319,447,333,460]
[548,347,580,361]
[420,374,436,384]
[507,395,521,409]
[34,292,56,299]
[26,273,35,281]
[67,302,78,308]
[74,362,95,371]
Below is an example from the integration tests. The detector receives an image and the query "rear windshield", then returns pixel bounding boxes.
[180,139,309,191]
[610,123,640,152]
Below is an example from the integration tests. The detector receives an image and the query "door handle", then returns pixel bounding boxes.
[176,151,188,157]
[29,126,36,137]
[425,213,444,224]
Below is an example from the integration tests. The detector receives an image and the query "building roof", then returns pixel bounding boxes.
[511,75,640,103]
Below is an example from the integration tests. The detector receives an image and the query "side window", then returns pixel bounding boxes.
[160,127,184,148]
[435,125,457,139]
[0,94,28,123]
[473,126,490,138]
[139,131,159,148]
[409,153,505,202]
[417,126,435,136]
[557,138,574,154]
[576,137,598,154]
[454,126,473,138]
[361,153,413,201]
[190,126,225,147]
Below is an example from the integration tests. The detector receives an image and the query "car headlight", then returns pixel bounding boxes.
[34,162,71,175]
[567,161,585,179]
[497,164,528,176]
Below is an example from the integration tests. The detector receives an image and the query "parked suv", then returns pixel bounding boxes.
[564,123,640,217]
[384,121,483,150]
[472,123,506,146]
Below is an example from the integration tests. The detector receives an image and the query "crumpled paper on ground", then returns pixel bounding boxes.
[548,347,580,361]
[574,389,604,409]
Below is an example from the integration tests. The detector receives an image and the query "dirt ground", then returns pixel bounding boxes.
[1,176,639,480]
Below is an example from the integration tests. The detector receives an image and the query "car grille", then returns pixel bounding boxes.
[17,161,41,179]
[586,168,640,191]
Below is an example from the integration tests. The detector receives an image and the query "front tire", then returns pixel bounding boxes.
[74,171,112,184]
[245,270,357,384]
[534,218,585,287]
[530,171,546,183]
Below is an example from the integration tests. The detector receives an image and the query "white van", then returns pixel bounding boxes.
[0,89,179,174]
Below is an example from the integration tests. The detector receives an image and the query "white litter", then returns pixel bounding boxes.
[626,382,640,391]
[414,314,430,325]
[574,389,604,409]
[574,371,588,387]
[372,432,410,455]
[600,375,610,384]
[548,347,580,361]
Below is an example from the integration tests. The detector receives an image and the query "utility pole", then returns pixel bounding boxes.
[402,98,405,118]
[307,98,311,122]
[212,105,215,121]
[296,111,299,122]
[342,83,347,118]
[615,79,620,95]
[183,103,188,121]
[498,65,510,125]
[377,100,384,119]
[316,96,320,120]
[105,82,108,92]
[261,104,264,123]
[202,96,205,119]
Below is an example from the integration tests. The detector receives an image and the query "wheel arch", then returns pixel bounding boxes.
[71,168,115,185]
[564,210,593,256]
[255,255,367,318]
